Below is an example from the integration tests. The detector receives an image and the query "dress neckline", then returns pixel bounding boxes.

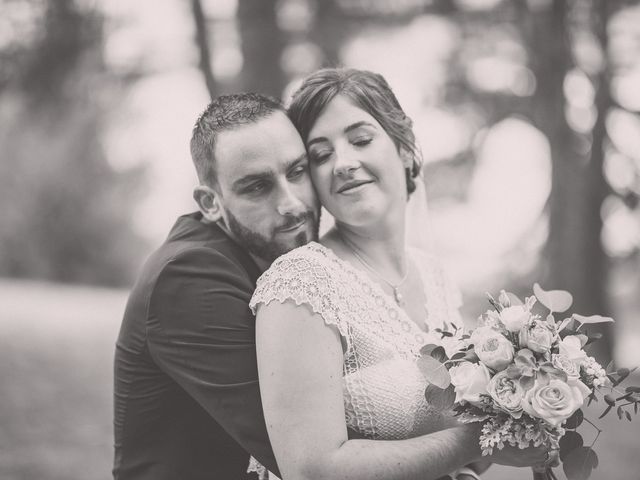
[307,241,431,339]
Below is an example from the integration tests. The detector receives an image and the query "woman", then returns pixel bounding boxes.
[250,68,548,480]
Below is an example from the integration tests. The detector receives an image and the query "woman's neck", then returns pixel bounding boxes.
[329,219,407,283]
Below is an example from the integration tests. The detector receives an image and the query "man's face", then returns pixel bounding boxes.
[213,112,319,263]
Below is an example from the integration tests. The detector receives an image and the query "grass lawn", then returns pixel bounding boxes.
[1,278,639,480]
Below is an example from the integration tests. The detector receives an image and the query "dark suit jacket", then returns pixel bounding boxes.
[113,212,277,479]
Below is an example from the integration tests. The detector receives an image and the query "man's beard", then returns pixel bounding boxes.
[225,208,320,264]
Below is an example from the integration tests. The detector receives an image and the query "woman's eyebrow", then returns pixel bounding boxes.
[344,121,375,134]
[307,121,376,146]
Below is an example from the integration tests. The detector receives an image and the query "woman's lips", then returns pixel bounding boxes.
[336,180,373,194]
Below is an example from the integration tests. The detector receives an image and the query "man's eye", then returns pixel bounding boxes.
[244,182,266,194]
[288,166,307,180]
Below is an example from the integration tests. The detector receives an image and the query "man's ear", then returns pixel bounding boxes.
[193,185,223,223]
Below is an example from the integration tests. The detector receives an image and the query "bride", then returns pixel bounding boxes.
[250,68,549,480]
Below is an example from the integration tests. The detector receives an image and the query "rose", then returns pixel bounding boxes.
[486,370,525,418]
[558,335,588,367]
[552,353,580,381]
[478,310,502,329]
[521,378,590,427]
[519,322,556,354]
[471,326,514,371]
[450,362,491,405]
[499,305,531,332]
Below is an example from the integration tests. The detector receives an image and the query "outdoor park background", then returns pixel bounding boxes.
[1,0,640,478]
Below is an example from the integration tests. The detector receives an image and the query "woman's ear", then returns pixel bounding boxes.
[400,148,413,170]
[193,185,223,223]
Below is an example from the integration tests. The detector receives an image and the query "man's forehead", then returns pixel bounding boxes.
[214,114,305,184]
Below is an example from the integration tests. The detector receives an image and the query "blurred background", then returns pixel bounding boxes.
[1,0,639,478]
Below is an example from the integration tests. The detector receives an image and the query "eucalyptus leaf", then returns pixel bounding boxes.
[424,383,456,410]
[450,351,467,361]
[417,355,451,389]
[505,291,523,306]
[533,283,573,313]
[564,409,584,429]
[559,431,583,461]
[420,344,441,357]
[429,346,448,363]
[563,447,598,480]
[557,317,573,333]
[572,314,615,325]
[519,375,535,391]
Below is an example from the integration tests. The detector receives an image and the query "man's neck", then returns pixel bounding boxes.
[204,217,272,273]
[248,253,271,273]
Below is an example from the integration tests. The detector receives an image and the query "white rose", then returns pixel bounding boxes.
[450,362,491,406]
[559,335,588,367]
[499,305,531,332]
[521,378,589,427]
[552,353,580,381]
[486,370,525,418]
[471,327,514,371]
[519,323,556,354]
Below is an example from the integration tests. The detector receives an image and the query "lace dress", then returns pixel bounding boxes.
[248,242,468,478]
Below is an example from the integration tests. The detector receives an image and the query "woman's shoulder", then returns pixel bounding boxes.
[250,242,351,341]
[250,242,338,311]
[259,241,332,280]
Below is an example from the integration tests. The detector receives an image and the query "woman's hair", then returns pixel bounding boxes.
[287,68,422,195]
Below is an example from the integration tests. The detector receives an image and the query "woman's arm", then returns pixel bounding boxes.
[256,301,546,480]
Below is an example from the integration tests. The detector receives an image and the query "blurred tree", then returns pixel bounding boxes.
[188,0,639,361]
[0,0,148,286]
[523,0,618,361]
[191,0,217,99]
[237,0,286,97]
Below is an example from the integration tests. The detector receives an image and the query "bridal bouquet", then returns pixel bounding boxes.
[419,284,640,480]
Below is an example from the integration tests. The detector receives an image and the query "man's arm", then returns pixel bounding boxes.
[257,300,547,480]
[146,248,278,474]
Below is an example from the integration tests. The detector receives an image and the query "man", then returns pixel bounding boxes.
[113,93,319,479]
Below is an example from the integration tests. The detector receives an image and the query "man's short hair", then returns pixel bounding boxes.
[190,93,285,187]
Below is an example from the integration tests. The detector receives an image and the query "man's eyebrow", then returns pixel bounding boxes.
[307,121,376,146]
[232,153,308,190]
[285,153,308,170]
[232,171,271,190]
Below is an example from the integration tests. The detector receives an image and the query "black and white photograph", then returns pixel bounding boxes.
[2,1,640,479]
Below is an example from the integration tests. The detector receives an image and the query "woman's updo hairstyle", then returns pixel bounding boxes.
[287,68,422,195]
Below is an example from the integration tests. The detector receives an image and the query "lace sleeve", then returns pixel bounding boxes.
[249,246,351,345]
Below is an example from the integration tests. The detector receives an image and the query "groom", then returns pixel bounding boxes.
[113,93,319,479]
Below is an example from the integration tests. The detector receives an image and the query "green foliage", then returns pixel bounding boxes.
[563,447,598,480]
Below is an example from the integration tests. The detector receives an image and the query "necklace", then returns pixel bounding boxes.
[339,233,409,306]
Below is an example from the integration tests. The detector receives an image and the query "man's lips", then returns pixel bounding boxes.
[336,179,373,194]
[278,218,307,233]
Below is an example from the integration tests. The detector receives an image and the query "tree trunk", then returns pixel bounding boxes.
[526,0,612,361]
[190,0,217,99]
[237,0,286,98]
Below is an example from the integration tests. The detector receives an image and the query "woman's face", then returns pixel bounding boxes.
[305,95,409,227]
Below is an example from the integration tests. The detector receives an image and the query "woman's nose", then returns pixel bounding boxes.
[333,145,360,177]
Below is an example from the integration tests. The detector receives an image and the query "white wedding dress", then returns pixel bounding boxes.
[248,241,468,478]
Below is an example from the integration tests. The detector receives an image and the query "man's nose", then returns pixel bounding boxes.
[276,183,306,217]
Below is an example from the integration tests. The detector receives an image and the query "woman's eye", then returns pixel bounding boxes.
[353,137,372,147]
[310,150,332,164]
